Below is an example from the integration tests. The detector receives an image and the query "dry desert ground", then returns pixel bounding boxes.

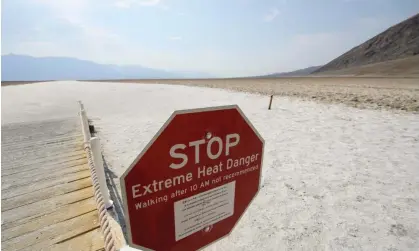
[3,77,419,112]
[94,77,419,113]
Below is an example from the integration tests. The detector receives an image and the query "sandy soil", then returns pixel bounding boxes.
[103,77,419,113]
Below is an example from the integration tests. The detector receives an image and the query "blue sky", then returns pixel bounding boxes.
[2,0,419,77]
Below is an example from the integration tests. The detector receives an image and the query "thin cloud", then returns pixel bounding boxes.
[114,0,161,8]
[32,0,87,23]
[139,0,161,6]
[114,0,133,8]
[32,0,123,57]
[264,8,280,22]
[169,36,182,41]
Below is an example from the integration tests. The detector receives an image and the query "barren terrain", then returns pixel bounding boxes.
[314,13,419,73]
[313,55,419,77]
[4,77,419,112]
[1,80,53,86]
[91,77,419,112]
[3,81,418,250]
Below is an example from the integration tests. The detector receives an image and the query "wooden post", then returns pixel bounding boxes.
[79,109,91,143]
[268,95,273,110]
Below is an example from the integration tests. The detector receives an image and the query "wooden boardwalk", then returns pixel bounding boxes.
[1,118,105,251]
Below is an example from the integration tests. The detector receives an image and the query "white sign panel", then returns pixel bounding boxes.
[174,181,236,241]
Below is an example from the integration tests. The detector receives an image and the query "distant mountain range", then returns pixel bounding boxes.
[3,13,419,81]
[257,66,322,78]
[1,54,212,81]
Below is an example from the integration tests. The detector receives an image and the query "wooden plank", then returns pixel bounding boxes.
[48,228,105,251]
[1,169,91,199]
[1,132,80,145]
[1,158,88,177]
[1,117,77,131]
[2,155,87,175]
[2,140,83,156]
[2,167,90,190]
[1,131,81,142]
[3,162,89,186]
[2,198,97,241]
[1,130,78,140]
[2,149,86,169]
[2,147,85,167]
[2,177,93,211]
[2,152,86,171]
[2,143,83,156]
[1,120,79,138]
[2,211,100,251]
[1,147,85,167]
[1,136,82,150]
[1,142,83,158]
[2,186,94,228]
[1,118,104,251]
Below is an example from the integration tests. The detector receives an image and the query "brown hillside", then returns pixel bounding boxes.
[315,13,419,73]
[313,54,419,77]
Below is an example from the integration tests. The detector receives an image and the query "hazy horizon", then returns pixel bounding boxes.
[2,0,419,77]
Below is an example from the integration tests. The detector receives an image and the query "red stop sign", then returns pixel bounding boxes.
[121,105,264,251]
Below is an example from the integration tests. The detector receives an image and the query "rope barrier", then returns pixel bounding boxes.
[84,143,117,251]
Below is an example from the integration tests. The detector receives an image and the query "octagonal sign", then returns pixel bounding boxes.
[121,105,264,251]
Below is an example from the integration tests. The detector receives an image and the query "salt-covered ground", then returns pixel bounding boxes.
[2,81,419,250]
